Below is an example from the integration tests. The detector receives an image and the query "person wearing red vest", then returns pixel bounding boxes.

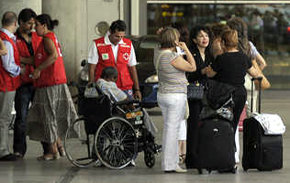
[26,14,77,161]
[0,11,23,161]
[88,20,142,100]
[13,8,42,159]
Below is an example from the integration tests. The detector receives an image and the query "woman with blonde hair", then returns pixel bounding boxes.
[155,27,196,173]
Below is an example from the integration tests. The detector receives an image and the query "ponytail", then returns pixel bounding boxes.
[36,14,59,30]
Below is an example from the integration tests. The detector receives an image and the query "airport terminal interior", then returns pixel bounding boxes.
[0,1,290,182]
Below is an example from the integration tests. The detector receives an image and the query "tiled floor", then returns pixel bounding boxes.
[1,90,290,183]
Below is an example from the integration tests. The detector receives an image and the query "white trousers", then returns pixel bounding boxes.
[157,92,187,171]
[235,128,240,163]
[178,119,187,140]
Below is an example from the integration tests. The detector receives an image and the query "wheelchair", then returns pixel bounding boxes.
[64,84,161,169]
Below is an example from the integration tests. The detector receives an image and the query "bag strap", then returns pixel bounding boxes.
[155,49,172,75]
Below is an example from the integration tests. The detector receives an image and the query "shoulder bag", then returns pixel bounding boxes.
[187,81,204,100]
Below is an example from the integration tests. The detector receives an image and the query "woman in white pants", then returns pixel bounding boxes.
[155,27,196,173]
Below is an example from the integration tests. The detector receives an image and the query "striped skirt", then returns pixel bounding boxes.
[27,84,78,143]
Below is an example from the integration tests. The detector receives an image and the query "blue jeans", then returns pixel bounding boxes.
[13,84,34,156]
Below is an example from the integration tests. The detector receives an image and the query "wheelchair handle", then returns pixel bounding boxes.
[115,99,140,106]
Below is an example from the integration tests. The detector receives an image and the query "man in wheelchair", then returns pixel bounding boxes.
[96,67,159,138]
[66,66,161,169]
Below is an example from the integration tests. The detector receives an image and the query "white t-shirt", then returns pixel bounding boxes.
[88,32,137,66]
[96,78,128,102]
[249,41,259,58]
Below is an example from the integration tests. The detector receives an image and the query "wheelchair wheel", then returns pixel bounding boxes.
[144,149,155,168]
[95,117,137,169]
[64,118,95,168]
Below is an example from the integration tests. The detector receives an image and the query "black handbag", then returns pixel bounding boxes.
[187,82,204,100]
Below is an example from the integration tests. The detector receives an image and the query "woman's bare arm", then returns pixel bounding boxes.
[255,52,267,70]
[171,42,196,72]
[32,37,59,79]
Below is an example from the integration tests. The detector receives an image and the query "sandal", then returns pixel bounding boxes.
[179,154,186,164]
[37,153,60,161]
[58,146,66,157]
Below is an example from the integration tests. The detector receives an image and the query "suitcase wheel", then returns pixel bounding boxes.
[218,166,237,174]
[242,165,249,172]
[197,169,211,174]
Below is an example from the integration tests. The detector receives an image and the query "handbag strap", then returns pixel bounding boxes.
[155,49,172,75]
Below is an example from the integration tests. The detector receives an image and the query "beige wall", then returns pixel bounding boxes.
[0,0,41,19]
[87,0,120,44]
[42,0,88,81]
[0,0,127,81]
[42,0,122,81]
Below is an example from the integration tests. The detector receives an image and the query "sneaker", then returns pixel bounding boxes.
[164,165,187,173]
[0,154,18,161]
[175,165,187,173]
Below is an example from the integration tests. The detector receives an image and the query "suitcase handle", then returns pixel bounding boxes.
[251,77,262,113]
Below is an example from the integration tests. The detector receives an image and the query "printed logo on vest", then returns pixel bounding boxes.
[102,53,109,60]
[123,53,130,60]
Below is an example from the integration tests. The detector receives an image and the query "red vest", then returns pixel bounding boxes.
[34,32,67,88]
[16,32,42,84]
[0,30,21,92]
[94,37,133,90]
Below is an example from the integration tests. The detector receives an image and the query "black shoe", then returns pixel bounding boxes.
[164,170,175,173]
[0,154,18,161]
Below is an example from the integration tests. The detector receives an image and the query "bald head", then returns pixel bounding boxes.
[2,11,17,26]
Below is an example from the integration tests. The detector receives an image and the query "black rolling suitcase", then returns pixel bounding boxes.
[190,80,237,174]
[195,118,236,173]
[242,77,285,171]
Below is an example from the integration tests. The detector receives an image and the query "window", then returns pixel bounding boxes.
[139,38,160,49]
[147,3,290,89]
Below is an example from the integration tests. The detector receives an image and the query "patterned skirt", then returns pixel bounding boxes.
[27,84,78,143]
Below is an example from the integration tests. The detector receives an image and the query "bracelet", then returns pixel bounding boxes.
[135,89,140,91]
